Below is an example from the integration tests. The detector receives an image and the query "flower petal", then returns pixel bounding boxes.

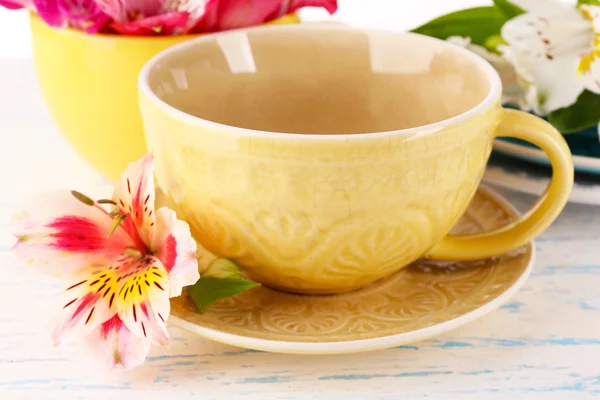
[153,207,199,297]
[284,0,338,17]
[193,0,337,32]
[53,253,171,348]
[51,267,122,346]
[95,0,205,32]
[34,0,67,27]
[503,46,584,114]
[93,0,142,21]
[582,5,600,33]
[116,255,170,345]
[501,10,593,113]
[112,154,156,248]
[57,0,112,33]
[581,53,600,94]
[95,0,162,21]
[109,12,190,36]
[502,10,591,55]
[11,190,134,278]
[0,0,32,9]
[579,6,600,94]
[85,315,151,370]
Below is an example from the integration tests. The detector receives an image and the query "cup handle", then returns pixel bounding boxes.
[424,108,574,261]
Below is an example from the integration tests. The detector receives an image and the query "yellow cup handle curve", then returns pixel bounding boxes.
[425,108,574,261]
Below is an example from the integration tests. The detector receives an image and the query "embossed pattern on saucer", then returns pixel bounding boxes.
[170,186,534,354]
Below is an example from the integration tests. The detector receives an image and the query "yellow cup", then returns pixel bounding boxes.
[29,12,299,181]
[139,24,574,294]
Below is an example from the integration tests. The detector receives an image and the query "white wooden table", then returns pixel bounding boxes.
[1,9,600,399]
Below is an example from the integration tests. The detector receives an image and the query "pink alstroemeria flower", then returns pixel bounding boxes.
[11,154,199,369]
[192,0,338,33]
[94,0,206,36]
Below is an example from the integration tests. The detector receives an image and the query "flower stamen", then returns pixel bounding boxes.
[107,214,127,238]
[71,190,95,206]
[123,248,142,257]
[577,7,600,75]
[97,199,117,205]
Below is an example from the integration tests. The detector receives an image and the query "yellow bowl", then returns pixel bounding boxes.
[29,12,299,181]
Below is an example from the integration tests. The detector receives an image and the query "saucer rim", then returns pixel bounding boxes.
[169,186,536,354]
[170,250,533,354]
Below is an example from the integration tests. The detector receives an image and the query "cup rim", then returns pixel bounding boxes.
[138,23,502,140]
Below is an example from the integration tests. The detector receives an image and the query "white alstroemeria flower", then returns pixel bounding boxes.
[447,36,530,111]
[501,0,600,115]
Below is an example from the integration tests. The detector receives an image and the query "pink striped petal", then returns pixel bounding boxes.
[51,268,121,346]
[11,190,134,279]
[193,0,337,32]
[112,154,156,249]
[115,255,170,345]
[153,207,199,297]
[85,315,151,370]
[52,254,170,349]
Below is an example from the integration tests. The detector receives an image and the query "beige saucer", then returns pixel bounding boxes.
[169,186,534,354]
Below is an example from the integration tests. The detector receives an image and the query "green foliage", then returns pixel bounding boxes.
[492,0,525,18]
[578,0,600,6]
[484,34,507,53]
[202,258,246,279]
[411,7,508,46]
[548,90,600,134]
[188,277,261,313]
[187,258,260,312]
[412,0,600,132]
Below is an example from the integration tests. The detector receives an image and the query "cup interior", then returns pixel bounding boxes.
[142,25,495,135]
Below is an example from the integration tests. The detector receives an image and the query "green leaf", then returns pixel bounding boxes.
[548,90,600,134]
[578,0,600,6]
[203,258,245,279]
[493,0,525,18]
[188,277,260,313]
[411,7,508,46]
